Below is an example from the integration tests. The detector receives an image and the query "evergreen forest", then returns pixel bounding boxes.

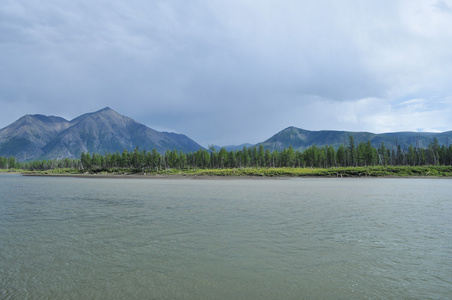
[2,137,452,172]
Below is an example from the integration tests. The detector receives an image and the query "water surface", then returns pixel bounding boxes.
[1,174,451,299]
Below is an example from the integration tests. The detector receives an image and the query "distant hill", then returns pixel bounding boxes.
[257,126,452,151]
[213,143,254,151]
[0,107,203,161]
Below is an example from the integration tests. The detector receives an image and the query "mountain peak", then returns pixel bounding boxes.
[283,126,307,132]
[97,107,112,112]
[0,108,203,161]
[90,107,116,116]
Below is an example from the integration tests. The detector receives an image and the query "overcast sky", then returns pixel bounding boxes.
[1,0,452,146]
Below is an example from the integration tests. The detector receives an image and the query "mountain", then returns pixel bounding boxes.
[0,114,70,160]
[0,107,203,161]
[257,126,452,151]
[3,108,451,162]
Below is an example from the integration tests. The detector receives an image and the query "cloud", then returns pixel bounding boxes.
[1,0,452,146]
[435,0,452,12]
[293,96,452,134]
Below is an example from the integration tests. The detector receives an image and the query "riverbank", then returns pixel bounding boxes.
[0,169,23,174]
[13,165,452,178]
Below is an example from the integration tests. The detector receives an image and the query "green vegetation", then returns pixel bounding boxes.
[14,166,452,177]
[76,137,452,170]
[2,136,452,177]
[139,166,452,177]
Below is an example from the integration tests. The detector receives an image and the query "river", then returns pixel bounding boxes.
[1,174,451,299]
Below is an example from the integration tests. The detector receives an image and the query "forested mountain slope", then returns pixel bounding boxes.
[257,126,452,151]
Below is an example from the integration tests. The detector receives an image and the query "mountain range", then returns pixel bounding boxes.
[1,108,451,161]
[257,126,452,151]
[0,107,202,161]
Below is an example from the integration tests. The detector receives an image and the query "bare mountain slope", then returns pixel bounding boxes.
[0,114,70,160]
[0,107,203,161]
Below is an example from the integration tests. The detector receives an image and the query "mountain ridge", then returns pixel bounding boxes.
[0,107,203,161]
[257,126,452,151]
[2,108,452,161]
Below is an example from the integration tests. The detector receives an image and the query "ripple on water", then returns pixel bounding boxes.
[0,176,451,299]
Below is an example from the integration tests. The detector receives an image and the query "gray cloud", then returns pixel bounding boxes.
[1,0,452,146]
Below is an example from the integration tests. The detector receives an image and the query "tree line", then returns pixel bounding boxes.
[0,156,80,170]
[1,137,452,171]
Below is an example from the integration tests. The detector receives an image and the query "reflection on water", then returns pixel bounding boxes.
[1,174,451,299]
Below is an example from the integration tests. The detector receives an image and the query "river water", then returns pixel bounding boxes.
[0,174,451,299]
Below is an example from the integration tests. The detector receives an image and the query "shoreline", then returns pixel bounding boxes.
[21,173,287,180]
[8,166,452,179]
[20,172,450,180]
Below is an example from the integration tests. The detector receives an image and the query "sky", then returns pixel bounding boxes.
[1,0,452,147]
